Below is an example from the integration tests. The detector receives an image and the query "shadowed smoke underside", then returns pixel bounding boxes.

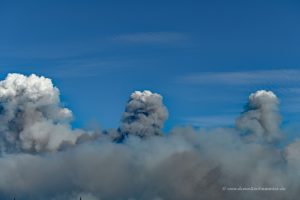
[0,73,298,200]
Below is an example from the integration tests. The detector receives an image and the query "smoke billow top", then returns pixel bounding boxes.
[0,73,83,153]
[120,90,168,137]
[236,90,282,143]
[0,73,299,200]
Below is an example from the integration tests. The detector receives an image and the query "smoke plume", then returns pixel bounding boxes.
[120,90,168,137]
[0,73,83,153]
[236,90,282,143]
[0,73,299,200]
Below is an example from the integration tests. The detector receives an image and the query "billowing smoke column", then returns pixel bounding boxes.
[236,90,282,143]
[0,73,83,153]
[119,90,168,137]
[0,73,300,200]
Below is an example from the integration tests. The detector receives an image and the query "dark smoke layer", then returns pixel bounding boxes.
[0,73,298,200]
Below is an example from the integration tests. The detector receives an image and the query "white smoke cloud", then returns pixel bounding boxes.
[0,73,299,200]
[0,73,83,153]
[120,90,168,137]
[236,90,282,143]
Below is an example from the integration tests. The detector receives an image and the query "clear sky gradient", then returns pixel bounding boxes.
[1,0,300,136]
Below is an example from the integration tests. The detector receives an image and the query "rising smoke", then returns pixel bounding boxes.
[236,90,282,143]
[120,90,168,137]
[0,73,299,200]
[0,73,85,153]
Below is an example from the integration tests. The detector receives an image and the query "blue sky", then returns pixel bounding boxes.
[1,0,300,134]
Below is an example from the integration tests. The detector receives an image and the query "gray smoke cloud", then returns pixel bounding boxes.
[0,73,299,200]
[0,73,84,153]
[120,90,168,137]
[236,90,282,143]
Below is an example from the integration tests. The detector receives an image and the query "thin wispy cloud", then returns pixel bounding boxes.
[279,87,300,95]
[183,115,236,127]
[0,58,136,79]
[112,32,188,44]
[179,69,300,85]
[47,59,133,78]
[178,69,300,116]
[0,38,106,60]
